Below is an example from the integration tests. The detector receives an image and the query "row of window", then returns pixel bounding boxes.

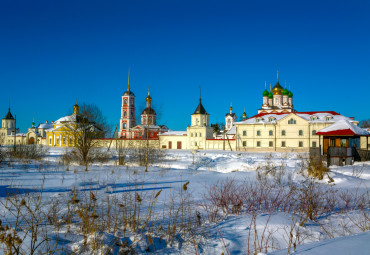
[242,130,317,136]
[241,141,317,148]
[255,116,333,123]
[49,136,74,145]
[123,99,134,105]
[122,111,134,117]
[190,132,202,137]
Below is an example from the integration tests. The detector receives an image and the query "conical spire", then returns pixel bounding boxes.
[277,70,279,82]
[230,102,233,114]
[146,86,152,107]
[127,67,130,91]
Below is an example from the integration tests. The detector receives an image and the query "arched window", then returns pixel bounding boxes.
[123,123,127,129]
[269,130,273,136]
[312,130,316,135]
[123,111,127,117]
[124,99,127,105]
[288,118,296,124]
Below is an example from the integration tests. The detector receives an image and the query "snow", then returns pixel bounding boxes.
[160,130,187,136]
[316,119,370,136]
[237,112,357,125]
[0,147,369,254]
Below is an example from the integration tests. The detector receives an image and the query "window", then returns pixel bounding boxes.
[195,142,197,146]
[281,141,286,147]
[191,133,193,137]
[124,99,127,105]
[312,130,316,135]
[325,115,333,121]
[299,130,303,136]
[130,99,133,104]
[269,117,275,122]
[312,141,317,148]
[256,117,261,122]
[123,111,127,117]
[257,141,261,147]
[299,141,303,147]
[257,130,261,136]
[49,137,52,145]
[242,141,246,147]
[282,130,286,136]
[288,118,296,124]
[199,133,202,137]
[195,133,198,137]
[63,136,66,144]
[123,123,127,129]
[69,137,72,144]
[243,130,247,136]
[269,141,273,147]
[269,130,273,136]
[310,116,317,121]
[57,138,60,145]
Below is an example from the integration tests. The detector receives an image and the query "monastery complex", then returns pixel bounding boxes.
[1,71,369,153]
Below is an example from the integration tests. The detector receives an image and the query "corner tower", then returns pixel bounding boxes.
[119,69,136,138]
[141,87,156,126]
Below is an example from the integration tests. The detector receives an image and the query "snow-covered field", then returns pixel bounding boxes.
[0,147,369,254]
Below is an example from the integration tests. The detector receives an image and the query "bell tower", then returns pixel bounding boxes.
[119,68,136,138]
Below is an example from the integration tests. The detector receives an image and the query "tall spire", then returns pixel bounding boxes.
[270,83,272,91]
[148,86,150,96]
[265,81,267,89]
[277,70,279,82]
[127,67,131,91]
[285,80,287,88]
[199,85,202,102]
[230,102,233,114]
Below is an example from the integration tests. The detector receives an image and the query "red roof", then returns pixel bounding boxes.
[315,129,356,136]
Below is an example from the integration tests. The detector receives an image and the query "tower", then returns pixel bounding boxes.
[272,70,283,107]
[141,87,156,126]
[225,103,237,131]
[2,107,15,130]
[119,69,136,138]
[191,93,209,127]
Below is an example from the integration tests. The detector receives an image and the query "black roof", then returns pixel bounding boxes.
[123,90,135,96]
[3,108,14,120]
[193,99,208,114]
[225,113,236,117]
[142,107,156,115]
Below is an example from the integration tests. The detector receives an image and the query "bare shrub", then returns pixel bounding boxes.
[308,155,329,180]
[7,144,48,161]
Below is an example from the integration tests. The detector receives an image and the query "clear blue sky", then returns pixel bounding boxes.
[1,0,369,132]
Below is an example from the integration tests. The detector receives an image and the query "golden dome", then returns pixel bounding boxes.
[272,81,284,95]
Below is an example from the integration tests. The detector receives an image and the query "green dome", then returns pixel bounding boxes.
[282,87,289,95]
[262,89,269,97]
[268,92,273,99]
[288,90,293,97]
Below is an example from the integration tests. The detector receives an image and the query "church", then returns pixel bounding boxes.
[118,72,168,139]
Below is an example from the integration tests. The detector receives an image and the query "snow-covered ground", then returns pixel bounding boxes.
[0,147,369,254]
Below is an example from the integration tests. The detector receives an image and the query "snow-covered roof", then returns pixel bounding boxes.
[55,114,77,124]
[159,130,187,136]
[37,123,54,129]
[226,125,236,135]
[316,119,370,136]
[236,111,356,125]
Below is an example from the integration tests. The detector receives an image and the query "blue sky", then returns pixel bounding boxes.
[1,0,369,132]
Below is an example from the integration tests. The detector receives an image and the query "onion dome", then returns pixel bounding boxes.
[73,102,80,114]
[282,87,289,95]
[142,107,156,115]
[268,91,273,99]
[288,90,293,98]
[272,71,283,95]
[3,107,14,119]
[243,112,247,119]
[272,81,284,95]
[263,89,269,97]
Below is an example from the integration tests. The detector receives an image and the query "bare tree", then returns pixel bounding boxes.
[360,119,370,128]
[66,103,107,171]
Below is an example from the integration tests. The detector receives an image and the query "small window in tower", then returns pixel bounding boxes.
[123,123,127,129]
[131,99,133,104]
[123,111,127,117]
[124,99,127,105]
